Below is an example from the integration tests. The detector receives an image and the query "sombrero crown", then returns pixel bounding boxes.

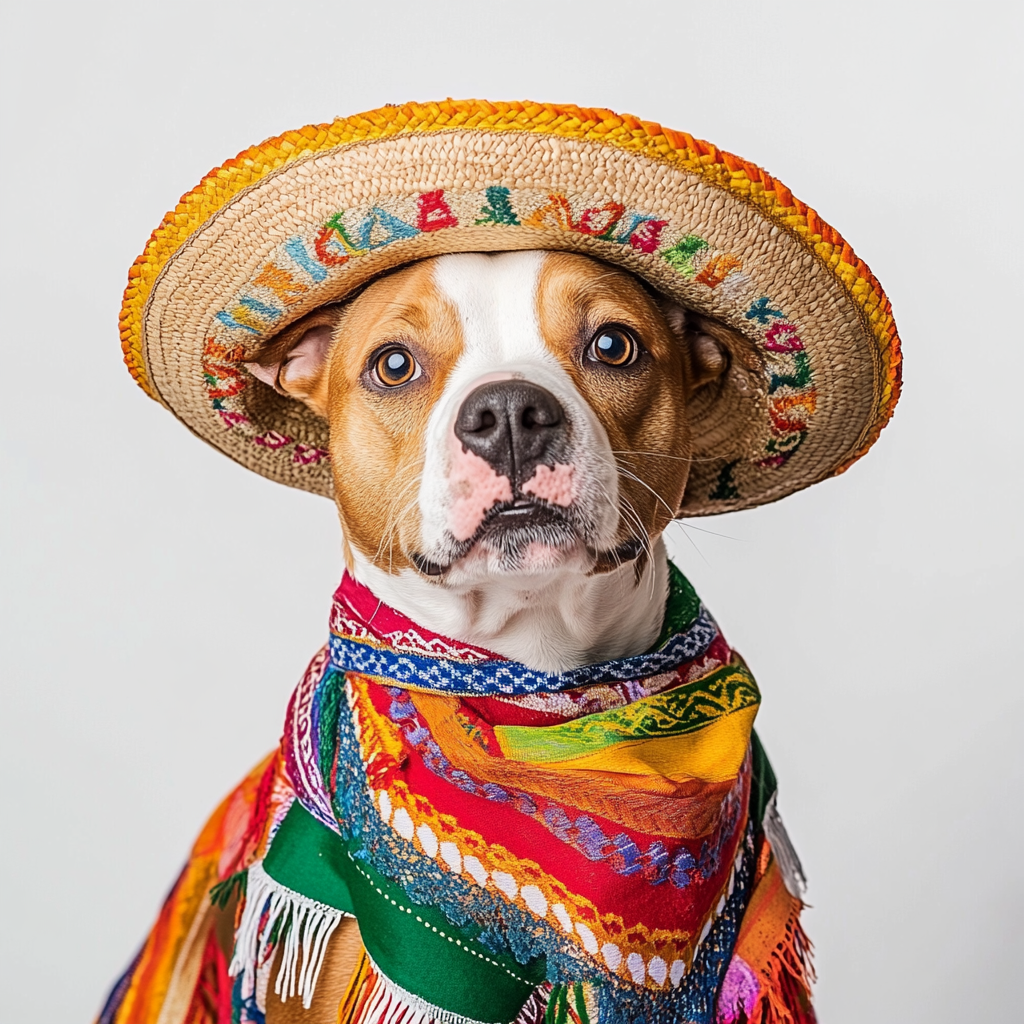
[121,99,901,514]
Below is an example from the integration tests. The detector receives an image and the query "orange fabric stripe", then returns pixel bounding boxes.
[105,752,280,1023]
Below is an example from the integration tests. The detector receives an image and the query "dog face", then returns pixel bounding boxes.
[248,251,732,589]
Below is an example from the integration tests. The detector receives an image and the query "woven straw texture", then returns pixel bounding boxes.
[121,99,901,515]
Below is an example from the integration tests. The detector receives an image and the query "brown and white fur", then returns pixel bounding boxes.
[244,250,742,1019]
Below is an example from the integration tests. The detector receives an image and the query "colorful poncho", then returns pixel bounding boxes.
[98,566,814,1024]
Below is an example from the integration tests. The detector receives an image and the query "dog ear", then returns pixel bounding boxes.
[660,299,767,462]
[659,301,731,393]
[244,306,345,419]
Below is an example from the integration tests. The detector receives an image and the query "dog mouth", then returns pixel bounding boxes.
[411,498,642,578]
[478,497,568,533]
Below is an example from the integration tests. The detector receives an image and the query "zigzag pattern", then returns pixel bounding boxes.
[328,607,719,696]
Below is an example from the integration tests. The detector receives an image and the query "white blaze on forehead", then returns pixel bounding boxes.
[429,250,605,460]
[430,251,556,373]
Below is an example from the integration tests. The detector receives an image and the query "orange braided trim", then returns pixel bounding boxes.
[120,99,900,463]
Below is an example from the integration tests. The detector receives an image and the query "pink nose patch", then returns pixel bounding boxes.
[522,462,576,506]
[449,446,513,541]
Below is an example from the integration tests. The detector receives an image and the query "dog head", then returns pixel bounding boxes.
[247,251,743,592]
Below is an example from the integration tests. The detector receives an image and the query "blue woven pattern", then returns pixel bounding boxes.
[328,607,719,696]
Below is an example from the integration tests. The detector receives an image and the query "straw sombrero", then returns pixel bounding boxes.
[121,100,901,515]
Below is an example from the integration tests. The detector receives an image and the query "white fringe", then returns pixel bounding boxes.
[763,793,807,899]
[229,859,351,1009]
[359,952,507,1024]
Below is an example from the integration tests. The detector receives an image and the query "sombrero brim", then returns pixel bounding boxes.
[121,100,901,515]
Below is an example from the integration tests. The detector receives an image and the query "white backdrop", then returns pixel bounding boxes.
[2,2,1022,1021]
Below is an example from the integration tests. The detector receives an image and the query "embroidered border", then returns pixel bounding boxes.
[328,606,719,697]
[205,185,816,501]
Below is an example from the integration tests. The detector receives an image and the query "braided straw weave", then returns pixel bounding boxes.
[120,99,901,514]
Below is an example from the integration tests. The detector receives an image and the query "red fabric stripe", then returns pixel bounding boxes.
[334,573,498,662]
[380,702,745,935]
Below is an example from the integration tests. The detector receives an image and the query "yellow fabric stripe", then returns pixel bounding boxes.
[494,661,759,765]
[529,705,758,784]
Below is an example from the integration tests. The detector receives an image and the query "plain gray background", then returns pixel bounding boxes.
[2,1,1022,1021]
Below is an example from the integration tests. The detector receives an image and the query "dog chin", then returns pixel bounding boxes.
[414,507,599,582]
[454,533,591,580]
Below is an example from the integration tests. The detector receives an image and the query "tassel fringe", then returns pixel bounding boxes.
[543,983,589,1024]
[762,796,806,899]
[229,859,350,1009]
[747,914,816,1024]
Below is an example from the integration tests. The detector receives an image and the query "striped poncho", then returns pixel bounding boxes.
[99,565,814,1024]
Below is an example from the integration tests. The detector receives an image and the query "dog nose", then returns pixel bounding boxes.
[454,381,566,486]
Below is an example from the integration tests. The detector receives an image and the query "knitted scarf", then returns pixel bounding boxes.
[97,565,814,1024]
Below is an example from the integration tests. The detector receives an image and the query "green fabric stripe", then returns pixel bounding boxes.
[497,662,760,765]
[573,982,590,1024]
[317,673,344,788]
[265,802,542,1023]
[264,801,355,913]
[650,562,701,651]
[749,729,777,831]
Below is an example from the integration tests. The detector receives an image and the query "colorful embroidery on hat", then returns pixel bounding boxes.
[199,332,332,467]
[709,461,740,502]
[205,186,815,491]
[475,186,520,226]
[293,443,330,465]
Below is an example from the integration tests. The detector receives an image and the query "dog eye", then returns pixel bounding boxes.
[587,327,638,367]
[373,346,420,387]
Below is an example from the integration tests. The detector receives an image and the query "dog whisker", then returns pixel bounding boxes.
[375,469,424,569]
[592,478,656,591]
[610,449,694,462]
[665,519,712,568]
[382,494,422,569]
[619,494,657,598]
[610,448,722,465]
[593,454,678,524]
[616,468,677,522]
[675,521,742,542]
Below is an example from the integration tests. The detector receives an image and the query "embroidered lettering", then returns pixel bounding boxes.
[284,238,328,282]
[216,297,282,333]
[661,234,709,276]
[254,263,308,306]
[315,212,365,267]
[769,391,818,434]
[358,207,420,248]
[763,322,803,353]
[523,194,574,230]
[757,431,807,467]
[768,352,811,393]
[416,190,458,232]
[475,186,520,226]
[627,219,667,254]
[744,297,785,324]
[709,460,740,501]
[695,254,743,289]
[574,202,625,238]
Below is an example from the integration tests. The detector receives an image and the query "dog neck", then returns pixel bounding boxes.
[348,541,670,673]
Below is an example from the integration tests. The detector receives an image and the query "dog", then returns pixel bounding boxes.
[240,249,744,1021]
[101,99,904,1024]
